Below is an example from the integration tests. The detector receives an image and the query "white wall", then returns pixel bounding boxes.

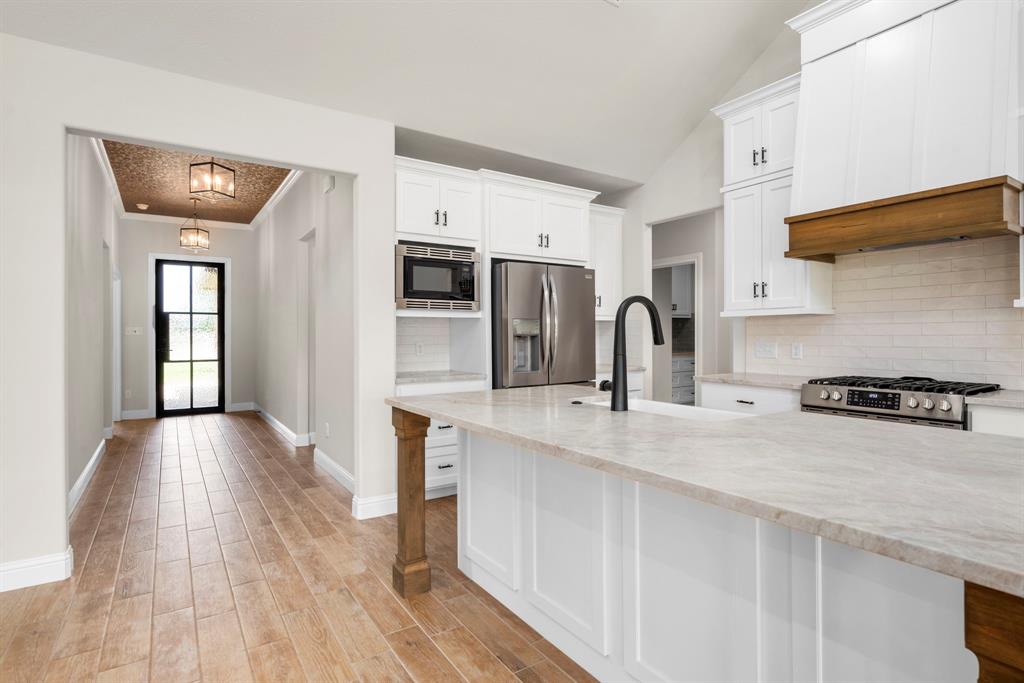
[65,135,117,494]
[652,211,731,377]
[116,217,259,414]
[0,33,394,575]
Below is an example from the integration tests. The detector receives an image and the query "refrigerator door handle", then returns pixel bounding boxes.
[541,272,551,368]
[549,274,559,373]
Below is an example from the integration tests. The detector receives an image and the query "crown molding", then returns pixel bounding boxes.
[590,203,626,216]
[249,169,303,227]
[710,73,801,120]
[395,156,481,181]
[119,211,253,231]
[785,0,872,34]
[478,169,599,200]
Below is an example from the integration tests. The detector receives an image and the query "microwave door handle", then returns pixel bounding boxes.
[549,275,558,374]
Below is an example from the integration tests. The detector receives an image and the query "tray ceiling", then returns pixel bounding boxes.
[103,140,290,224]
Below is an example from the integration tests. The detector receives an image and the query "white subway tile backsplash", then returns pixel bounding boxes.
[746,237,1022,387]
[396,317,451,373]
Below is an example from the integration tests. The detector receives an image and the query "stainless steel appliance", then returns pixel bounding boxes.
[800,376,1001,430]
[396,242,480,311]
[493,261,595,388]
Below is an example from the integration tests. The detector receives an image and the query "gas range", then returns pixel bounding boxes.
[800,376,1001,429]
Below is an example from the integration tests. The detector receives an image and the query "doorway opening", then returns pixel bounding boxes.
[154,258,225,416]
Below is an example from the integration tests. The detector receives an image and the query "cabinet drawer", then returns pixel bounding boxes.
[427,420,457,448]
[425,448,458,488]
[671,357,695,372]
[671,372,694,388]
[698,381,799,415]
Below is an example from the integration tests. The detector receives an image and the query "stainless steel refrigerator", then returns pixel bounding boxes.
[492,261,596,388]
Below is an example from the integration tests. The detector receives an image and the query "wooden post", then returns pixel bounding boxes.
[391,407,431,597]
[965,582,1024,682]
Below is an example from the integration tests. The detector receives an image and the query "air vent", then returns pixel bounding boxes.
[398,299,478,311]
[402,244,476,261]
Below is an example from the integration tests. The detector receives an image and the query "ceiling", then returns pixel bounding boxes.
[2,1,807,184]
[103,140,290,224]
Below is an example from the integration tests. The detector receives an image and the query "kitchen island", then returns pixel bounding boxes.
[386,385,1023,682]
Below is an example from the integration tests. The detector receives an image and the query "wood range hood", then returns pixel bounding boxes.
[784,176,1023,263]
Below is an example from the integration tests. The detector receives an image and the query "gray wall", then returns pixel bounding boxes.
[117,218,259,413]
[652,210,731,378]
[66,135,114,492]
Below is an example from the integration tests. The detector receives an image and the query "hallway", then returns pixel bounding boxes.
[0,413,594,682]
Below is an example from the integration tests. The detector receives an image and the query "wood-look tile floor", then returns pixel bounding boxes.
[0,412,597,683]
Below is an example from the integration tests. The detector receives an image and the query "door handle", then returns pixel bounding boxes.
[752,149,759,166]
[442,210,447,227]
[761,147,766,164]
[544,234,550,248]
[753,282,759,298]
[761,281,767,298]
[434,209,440,225]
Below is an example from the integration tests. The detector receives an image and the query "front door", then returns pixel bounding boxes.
[155,260,225,416]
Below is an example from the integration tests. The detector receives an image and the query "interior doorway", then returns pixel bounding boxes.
[154,258,225,416]
[651,252,702,405]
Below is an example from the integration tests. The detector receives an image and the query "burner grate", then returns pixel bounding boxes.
[807,375,1001,396]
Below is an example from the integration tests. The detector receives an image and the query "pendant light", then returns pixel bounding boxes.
[179,198,211,252]
[189,156,236,199]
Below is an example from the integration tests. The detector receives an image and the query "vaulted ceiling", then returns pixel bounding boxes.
[103,141,290,224]
[2,0,807,184]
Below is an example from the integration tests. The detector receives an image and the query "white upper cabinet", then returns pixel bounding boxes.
[395,157,481,243]
[788,0,1022,215]
[483,171,598,262]
[723,185,763,312]
[589,205,624,320]
[715,74,801,189]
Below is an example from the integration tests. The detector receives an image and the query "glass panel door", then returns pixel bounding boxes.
[156,260,225,416]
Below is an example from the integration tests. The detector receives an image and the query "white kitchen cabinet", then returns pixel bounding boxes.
[670,264,693,317]
[715,74,800,189]
[723,176,832,316]
[789,0,1022,215]
[395,157,481,243]
[697,381,800,415]
[483,170,598,262]
[589,205,624,320]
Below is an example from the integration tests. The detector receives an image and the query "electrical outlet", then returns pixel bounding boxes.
[754,339,778,360]
[791,342,804,360]
[323,422,330,437]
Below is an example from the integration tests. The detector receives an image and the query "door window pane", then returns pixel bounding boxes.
[162,264,190,312]
[169,314,191,361]
[162,363,190,410]
[192,314,219,360]
[192,361,219,408]
[192,266,219,313]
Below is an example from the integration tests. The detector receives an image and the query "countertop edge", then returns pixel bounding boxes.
[385,395,1024,599]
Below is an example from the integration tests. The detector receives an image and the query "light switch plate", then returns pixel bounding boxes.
[791,342,804,359]
[754,339,778,360]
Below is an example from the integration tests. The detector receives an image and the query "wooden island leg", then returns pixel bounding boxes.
[391,408,431,597]
[965,582,1024,682]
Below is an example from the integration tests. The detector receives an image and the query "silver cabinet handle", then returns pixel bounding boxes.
[437,463,454,470]
[736,399,755,405]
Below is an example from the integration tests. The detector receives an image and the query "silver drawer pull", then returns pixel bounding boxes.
[735,399,755,405]
[437,463,454,470]
[437,424,454,430]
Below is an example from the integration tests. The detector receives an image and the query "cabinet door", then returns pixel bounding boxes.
[791,45,858,214]
[671,264,693,317]
[723,108,762,186]
[760,91,799,175]
[590,212,622,318]
[439,176,480,242]
[761,177,805,310]
[723,186,762,311]
[396,168,440,236]
[541,196,589,261]
[488,184,542,257]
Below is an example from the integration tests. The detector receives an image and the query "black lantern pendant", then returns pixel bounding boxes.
[189,157,236,199]
[179,198,211,252]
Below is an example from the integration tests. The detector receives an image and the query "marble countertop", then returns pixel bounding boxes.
[595,364,646,373]
[966,389,1024,409]
[386,385,1024,598]
[696,372,810,390]
[395,370,488,385]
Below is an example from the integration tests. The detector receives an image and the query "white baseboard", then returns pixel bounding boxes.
[120,408,152,420]
[227,401,255,412]
[254,404,298,445]
[351,485,456,520]
[67,439,106,517]
[294,432,312,447]
[313,447,354,493]
[102,425,113,439]
[0,546,73,592]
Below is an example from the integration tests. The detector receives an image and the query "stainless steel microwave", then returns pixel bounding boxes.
[395,243,480,311]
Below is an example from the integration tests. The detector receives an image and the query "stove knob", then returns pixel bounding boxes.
[922,398,935,410]
[938,399,952,412]
[906,397,919,409]
[819,389,830,400]
[831,390,843,401]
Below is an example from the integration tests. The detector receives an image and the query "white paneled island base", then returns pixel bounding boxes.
[458,431,975,683]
